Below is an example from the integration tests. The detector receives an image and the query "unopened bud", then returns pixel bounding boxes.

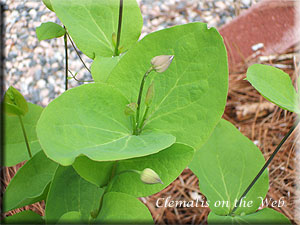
[151,55,174,73]
[145,82,154,106]
[140,168,163,184]
[124,103,137,116]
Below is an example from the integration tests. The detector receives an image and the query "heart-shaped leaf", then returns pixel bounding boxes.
[104,23,228,150]
[51,0,143,58]
[5,103,43,166]
[45,166,104,224]
[4,86,28,117]
[37,83,176,166]
[4,151,58,212]
[208,208,291,224]
[3,210,44,224]
[36,22,66,41]
[246,64,299,114]
[73,143,194,197]
[189,119,269,216]
[96,192,153,224]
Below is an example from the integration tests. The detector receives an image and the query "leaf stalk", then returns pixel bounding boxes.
[18,115,32,158]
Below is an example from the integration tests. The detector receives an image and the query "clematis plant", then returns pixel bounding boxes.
[2,0,292,224]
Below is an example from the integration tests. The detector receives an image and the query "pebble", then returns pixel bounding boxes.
[4,0,259,107]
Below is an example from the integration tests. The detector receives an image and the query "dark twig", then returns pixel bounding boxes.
[63,26,68,91]
[68,70,93,83]
[66,33,91,74]
[114,0,123,56]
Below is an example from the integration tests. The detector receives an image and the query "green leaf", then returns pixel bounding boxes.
[105,23,228,150]
[37,83,176,166]
[73,143,194,197]
[246,64,299,113]
[4,151,58,212]
[3,210,44,224]
[36,22,65,41]
[4,102,43,166]
[57,211,82,224]
[189,119,269,216]
[42,0,54,11]
[91,56,122,82]
[4,86,28,116]
[96,192,153,224]
[51,0,143,58]
[45,166,104,224]
[208,208,291,224]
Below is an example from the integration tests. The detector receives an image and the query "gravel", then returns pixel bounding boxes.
[3,0,259,106]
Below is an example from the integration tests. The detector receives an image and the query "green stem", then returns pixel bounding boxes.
[18,116,32,158]
[63,26,68,91]
[139,106,150,130]
[134,68,153,135]
[230,122,298,215]
[114,0,123,56]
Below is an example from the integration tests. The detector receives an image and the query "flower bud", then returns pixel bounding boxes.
[124,103,137,116]
[151,55,174,73]
[140,168,163,184]
[145,82,154,106]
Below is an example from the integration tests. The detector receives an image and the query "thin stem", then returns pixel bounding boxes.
[139,106,150,130]
[230,122,298,215]
[66,33,91,74]
[114,0,123,56]
[63,26,68,91]
[134,68,153,135]
[18,116,32,158]
[68,70,93,83]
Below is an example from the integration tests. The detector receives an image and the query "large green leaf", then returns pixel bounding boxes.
[189,119,269,216]
[104,23,228,150]
[73,143,194,197]
[96,192,153,224]
[37,83,176,166]
[36,22,65,41]
[208,208,291,224]
[91,56,122,82]
[246,64,299,114]
[3,211,44,224]
[4,103,43,166]
[51,0,143,58]
[45,166,104,224]
[4,151,58,212]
